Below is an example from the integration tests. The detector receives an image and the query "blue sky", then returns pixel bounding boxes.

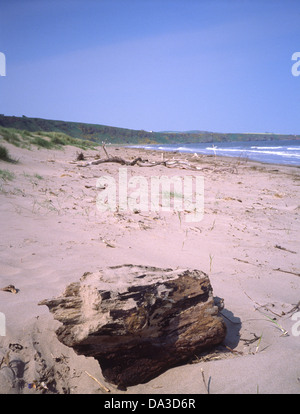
[1,0,300,133]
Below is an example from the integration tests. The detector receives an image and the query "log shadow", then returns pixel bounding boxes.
[218,306,242,349]
[192,297,242,363]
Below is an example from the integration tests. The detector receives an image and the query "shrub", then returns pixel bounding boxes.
[0,144,17,163]
[0,144,10,160]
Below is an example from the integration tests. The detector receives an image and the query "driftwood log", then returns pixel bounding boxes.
[76,144,240,174]
[77,144,203,170]
[79,156,203,170]
[39,265,226,387]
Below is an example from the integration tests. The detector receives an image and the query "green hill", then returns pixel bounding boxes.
[0,114,299,145]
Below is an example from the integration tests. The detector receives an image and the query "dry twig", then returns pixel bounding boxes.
[224,345,243,355]
[286,300,300,315]
[273,268,300,277]
[200,368,211,394]
[274,245,297,254]
[85,370,110,393]
[243,291,283,318]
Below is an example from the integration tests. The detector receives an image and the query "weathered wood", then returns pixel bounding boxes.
[78,156,203,170]
[80,156,144,167]
[77,145,203,170]
[39,265,226,387]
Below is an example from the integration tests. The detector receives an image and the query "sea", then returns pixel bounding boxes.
[132,139,300,166]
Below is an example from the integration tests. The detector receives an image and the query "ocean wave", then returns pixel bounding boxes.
[206,148,245,152]
[157,146,177,150]
[134,141,300,165]
[205,147,300,158]
[251,146,283,149]
[248,150,300,157]
[177,147,197,152]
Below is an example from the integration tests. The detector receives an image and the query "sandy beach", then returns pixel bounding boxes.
[0,142,299,394]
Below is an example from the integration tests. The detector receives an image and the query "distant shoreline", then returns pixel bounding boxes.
[129,139,300,167]
[1,114,300,146]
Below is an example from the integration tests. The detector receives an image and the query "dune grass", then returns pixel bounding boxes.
[0,168,15,181]
[0,143,17,163]
[0,126,96,151]
[0,144,10,161]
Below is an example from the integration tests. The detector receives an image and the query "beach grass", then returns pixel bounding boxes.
[0,126,96,151]
[0,168,15,181]
[0,143,18,163]
[0,144,10,161]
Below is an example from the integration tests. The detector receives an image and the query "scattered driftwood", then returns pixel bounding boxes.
[76,151,85,161]
[0,285,18,294]
[81,155,144,167]
[78,144,203,170]
[39,265,226,387]
[77,144,241,174]
[80,155,203,170]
